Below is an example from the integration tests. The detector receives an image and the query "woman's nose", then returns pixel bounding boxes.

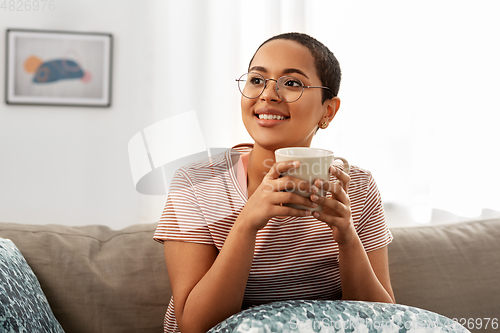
[260,79,282,102]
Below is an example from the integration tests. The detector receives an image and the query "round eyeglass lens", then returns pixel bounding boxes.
[238,72,265,99]
[276,76,304,103]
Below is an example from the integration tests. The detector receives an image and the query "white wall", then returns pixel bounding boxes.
[0,0,255,229]
[0,1,169,228]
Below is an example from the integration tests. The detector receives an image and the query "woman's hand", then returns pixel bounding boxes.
[310,165,356,246]
[238,160,318,233]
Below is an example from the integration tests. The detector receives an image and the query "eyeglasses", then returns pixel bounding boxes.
[236,72,333,103]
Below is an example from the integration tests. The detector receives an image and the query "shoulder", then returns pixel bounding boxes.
[174,144,252,184]
[349,164,376,188]
[173,150,228,186]
[347,164,373,179]
[331,162,374,187]
[330,163,382,205]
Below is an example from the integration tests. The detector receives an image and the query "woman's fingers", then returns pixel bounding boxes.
[310,193,347,215]
[329,165,350,193]
[312,210,347,224]
[277,205,313,217]
[275,191,318,209]
[310,194,352,231]
[309,166,352,227]
[261,161,300,193]
[313,179,350,206]
[265,161,318,194]
[275,175,316,193]
[266,160,300,180]
[263,161,356,220]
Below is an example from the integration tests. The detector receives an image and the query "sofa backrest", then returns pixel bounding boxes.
[389,218,500,321]
[2,218,499,332]
[0,222,170,333]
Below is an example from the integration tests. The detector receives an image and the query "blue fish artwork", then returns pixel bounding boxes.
[24,56,92,84]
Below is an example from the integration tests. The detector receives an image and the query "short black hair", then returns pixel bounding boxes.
[249,32,341,103]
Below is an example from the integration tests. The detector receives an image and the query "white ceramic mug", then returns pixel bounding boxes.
[274,147,350,212]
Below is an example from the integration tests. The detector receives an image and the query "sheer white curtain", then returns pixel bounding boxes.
[307,0,500,225]
[146,0,500,226]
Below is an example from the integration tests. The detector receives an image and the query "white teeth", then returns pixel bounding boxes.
[258,114,286,120]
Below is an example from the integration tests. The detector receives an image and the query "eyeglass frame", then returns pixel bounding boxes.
[236,72,334,103]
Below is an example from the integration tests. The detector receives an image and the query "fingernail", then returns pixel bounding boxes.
[311,185,318,193]
[313,212,319,218]
[311,194,319,201]
[292,161,300,167]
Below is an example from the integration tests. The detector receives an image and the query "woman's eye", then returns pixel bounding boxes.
[250,77,264,85]
[283,78,302,87]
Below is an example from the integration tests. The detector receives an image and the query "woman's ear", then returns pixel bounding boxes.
[325,96,340,122]
[324,97,341,123]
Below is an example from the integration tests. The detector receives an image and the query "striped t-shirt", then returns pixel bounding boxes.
[153,144,393,332]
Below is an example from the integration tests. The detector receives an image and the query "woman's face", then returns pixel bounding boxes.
[241,39,338,152]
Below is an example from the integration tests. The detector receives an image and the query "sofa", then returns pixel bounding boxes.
[0,217,499,333]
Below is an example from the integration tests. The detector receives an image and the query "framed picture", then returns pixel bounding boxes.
[5,29,112,107]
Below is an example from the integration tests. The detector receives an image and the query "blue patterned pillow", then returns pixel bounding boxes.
[209,300,470,333]
[0,238,65,333]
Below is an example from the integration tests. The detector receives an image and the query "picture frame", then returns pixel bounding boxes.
[5,29,112,107]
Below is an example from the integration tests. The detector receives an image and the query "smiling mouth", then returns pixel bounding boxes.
[255,114,289,120]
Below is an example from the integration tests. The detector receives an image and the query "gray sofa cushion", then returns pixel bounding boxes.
[389,218,500,321]
[0,222,170,333]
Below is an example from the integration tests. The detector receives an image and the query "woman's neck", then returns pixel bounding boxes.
[246,143,276,198]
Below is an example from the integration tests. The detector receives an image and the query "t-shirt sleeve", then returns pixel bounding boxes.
[153,168,214,245]
[355,172,393,252]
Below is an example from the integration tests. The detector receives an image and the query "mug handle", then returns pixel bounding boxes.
[333,156,350,175]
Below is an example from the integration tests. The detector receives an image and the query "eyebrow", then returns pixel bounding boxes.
[249,66,310,79]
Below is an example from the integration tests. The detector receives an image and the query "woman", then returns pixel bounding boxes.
[154,32,395,333]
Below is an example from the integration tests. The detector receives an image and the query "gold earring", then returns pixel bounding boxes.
[320,122,328,129]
